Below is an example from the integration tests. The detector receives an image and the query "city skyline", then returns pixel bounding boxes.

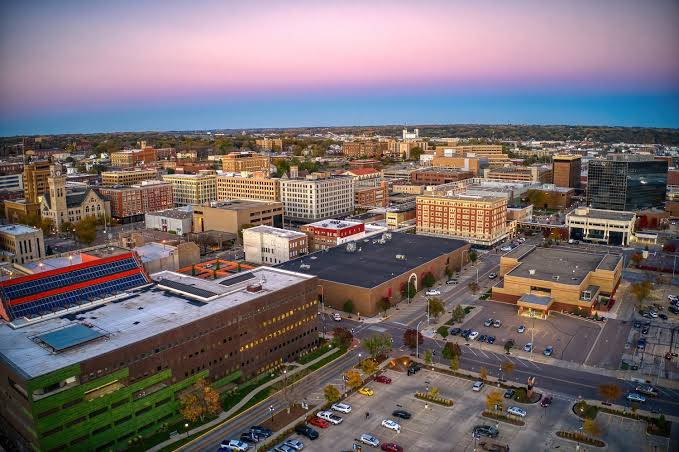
[1,0,678,135]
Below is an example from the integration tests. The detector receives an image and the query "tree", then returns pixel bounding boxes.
[504,340,514,354]
[468,282,480,294]
[345,369,363,390]
[424,349,433,365]
[501,361,514,377]
[630,280,653,309]
[409,147,424,161]
[361,333,392,359]
[486,390,504,411]
[179,378,220,423]
[598,384,622,404]
[427,298,445,320]
[332,327,353,348]
[451,305,465,323]
[422,272,435,288]
[74,216,98,245]
[479,367,488,381]
[450,356,459,371]
[401,281,416,299]
[360,358,379,375]
[403,329,423,349]
[583,418,603,437]
[445,266,453,278]
[468,250,478,264]
[436,326,449,338]
[441,342,462,360]
[526,189,548,209]
[343,299,354,314]
[377,297,391,315]
[324,384,341,403]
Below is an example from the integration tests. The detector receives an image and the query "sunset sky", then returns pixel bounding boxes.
[1,0,678,135]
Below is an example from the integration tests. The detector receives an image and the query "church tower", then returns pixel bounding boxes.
[48,163,68,231]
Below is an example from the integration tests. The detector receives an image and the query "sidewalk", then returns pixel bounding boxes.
[148,346,341,452]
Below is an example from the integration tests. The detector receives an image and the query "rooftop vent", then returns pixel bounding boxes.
[246,283,263,293]
[396,254,406,260]
[346,242,357,253]
[528,269,536,275]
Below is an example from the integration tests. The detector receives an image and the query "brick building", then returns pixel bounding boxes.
[552,154,582,189]
[216,174,281,202]
[300,219,367,251]
[341,142,387,158]
[410,168,474,185]
[101,169,159,186]
[220,152,270,173]
[483,165,553,183]
[96,181,174,222]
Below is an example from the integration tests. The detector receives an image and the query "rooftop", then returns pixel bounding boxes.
[0,267,312,379]
[505,247,622,285]
[553,154,582,161]
[21,246,130,273]
[344,168,381,176]
[276,232,467,289]
[568,207,636,222]
[146,206,193,220]
[198,199,281,210]
[134,242,175,262]
[244,225,306,239]
[0,224,40,236]
[303,219,362,231]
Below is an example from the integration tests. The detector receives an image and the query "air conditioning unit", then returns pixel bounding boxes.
[528,269,536,275]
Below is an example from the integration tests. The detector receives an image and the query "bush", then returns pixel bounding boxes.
[343,300,354,314]
[556,431,605,447]
[481,410,525,426]
[436,326,449,338]
[415,392,453,406]
[573,401,599,419]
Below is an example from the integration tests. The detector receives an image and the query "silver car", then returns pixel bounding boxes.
[359,434,380,447]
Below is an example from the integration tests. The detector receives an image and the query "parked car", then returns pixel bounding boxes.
[487,336,496,344]
[407,362,422,375]
[637,338,647,350]
[669,295,679,302]
[473,381,484,392]
[381,419,401,432]
[507,406,527,417]
[359,434,380,448]
[633,320,641,329]
[473,425,499,438]
[308,417,329,428]
[359,387,375,396]
[446,279,459,285]
[635,384,658,396]
[540,395,553,407]
[249,426,272,438]
[222,440,250,451]
[670,306,679,314]
[543,346,553,357]
[333,313,342,321]
[523,342,533,352]
[488,273,498,279]
[316,410,343,425]
[626,392,646,403]
[659,313,668,320]
[273,443,296,452]
[493,320,502,328]
[461,329,472,338]
[450,327,462,336]
[649,311,658,319]
[468,331,480,340]
[375,375,392,384]
[294,425,319,440]
[380,443,403,452]
[425,289,441,296]
[283,439,305,451]
[484,318,494,327]
[331,402,352,413]
[478,334,488,342]
[517,325,526,333]
[503,388,515,399]
[392,410,411,420]
[500,246,512,252]
[239,432,259,444]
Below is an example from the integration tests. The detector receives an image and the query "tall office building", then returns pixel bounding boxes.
[586,156,668,211]
[552,155,582,189]
[279,173,354,222]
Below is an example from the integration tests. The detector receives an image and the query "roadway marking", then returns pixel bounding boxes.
[466,347,479,358]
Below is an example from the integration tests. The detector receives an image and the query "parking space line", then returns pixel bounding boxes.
[466,347,479,358]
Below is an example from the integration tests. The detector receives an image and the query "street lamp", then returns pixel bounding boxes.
[269,404,275,423]
[184,423,189,438]
[358,353,362,367]
[529,308,535,361]
[416,320,425,359]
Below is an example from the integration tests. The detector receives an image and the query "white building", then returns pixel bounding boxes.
[145,207,193,236]
[0,173,23,191]
[402,128,419,140]
[0,224,45,264]
[279,173,354,222]
[242,225,308,265]
[566,207,636,246]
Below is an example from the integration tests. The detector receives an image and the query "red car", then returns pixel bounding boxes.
[540,395,553,407]
[375,375,392,384]
[308,417,330,428]
[381,443,404,452]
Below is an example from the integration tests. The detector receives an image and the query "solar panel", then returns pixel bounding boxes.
[37,324,105,352]
[219,272,255,286]
[157,279,217,299]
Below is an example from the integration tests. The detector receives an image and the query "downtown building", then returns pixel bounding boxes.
[279,172,354,223]
[243,225,308,264]
[216,173,281,202]
[0,247,319,452]
[552,154,582,189]
[162,173,217,206]
[101,169,159,186]
[96,180,174,222]
[220,152,271,173]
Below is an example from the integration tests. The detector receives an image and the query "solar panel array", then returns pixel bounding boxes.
[219,272,255,286]
[157,279,217,299]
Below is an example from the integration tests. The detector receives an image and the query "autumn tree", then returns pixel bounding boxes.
[377,297,391,315]
[598,384,622,404]
[630,280,653,309]
[442,342,462,361]
[468,282,480,294]
[629,252,643,267]
[74,216,98,245]
[332,327,353,349]
[343,299,354,314]
[486,390,504,411]
[501,361,514,378]
[479,367,488,381]
[468,250,478,264]
[324,384,341,403]
[179,378,220,423]
[345,369,363,390]
[424,349,433,365]
[422,272,436,288]
[360,358,379,376]
[403,329,423,349]
[450,356,459,370]
[427,298,445,320]
[361,333,392,359]
[583,418,603,437]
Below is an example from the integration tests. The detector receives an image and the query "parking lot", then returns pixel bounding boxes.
[460,302,603,364]
[626,313,679,381]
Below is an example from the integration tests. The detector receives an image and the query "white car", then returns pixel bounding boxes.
[523,342,533,352]
[507,406,527,417]
[472,381,484,392]
[468,331,479,340]
[668,295,678,302]
[222,440,250,451]
[381,419,401,432]
[283,439,304,451]
[649,311,658,318]
[359,434,380,447]
[500,246,512,252]
[332,313,342,321]
[331,402,352,414]
[627,392,646,403]
[425,289,441,296]
[488,272,497,279]
[316,410,343,425]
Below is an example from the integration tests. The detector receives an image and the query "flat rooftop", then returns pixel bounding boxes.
[199,199,281,210]
[304,219,362,231]
[506,247,622,285]
[0,224,40,236]
[146,207,193,220]
[21,246,130,273]
[568,208,635,222]
[135,242,174,262]
[276,232,467,289]
[0,267,313,379]
[244,225,306,239]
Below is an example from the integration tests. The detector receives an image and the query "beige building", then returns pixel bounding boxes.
[492,245,622,318]
[216,173,281,201]
[279,173,354,222]
[255,137,283,151]
[40,164,110,232]
[162,173,217,206]
[23,160,51,204]
[483,165,553,183]
[431,156,484,176]
[193,200,284,235]
[0,224,45,264]
[101,169,159,186]
[416,194,508,246]
[386,207,417,230]
[221,151,271,173]
[243,225,307,265]
[566,207,636,246]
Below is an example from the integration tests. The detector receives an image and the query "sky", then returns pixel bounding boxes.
[1,0,678,136]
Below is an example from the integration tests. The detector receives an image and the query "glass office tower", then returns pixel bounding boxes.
[586,156,668,211]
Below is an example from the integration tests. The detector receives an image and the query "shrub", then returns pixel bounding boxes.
[556,431,605,447]
[573,401,599,419]
[436,326,449,338]
[481,410,525,426]
[415,392,453,406]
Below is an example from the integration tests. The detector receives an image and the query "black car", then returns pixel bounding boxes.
[294,424,319,440]
[478,334,487,342]
[641,327,650,335]
[472,425,499,438]
[637,338,647,350]
[407,363,422,375]
[239,432,259,444]
[461,329,472,338]
[633,320,641,329]
[659,314,668,320]
[450,327,462,336]
[392,409,412,420]
[503,388,515,399]
[249,426,272,438]
[670,306,679,314]
[487,336,496,344]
